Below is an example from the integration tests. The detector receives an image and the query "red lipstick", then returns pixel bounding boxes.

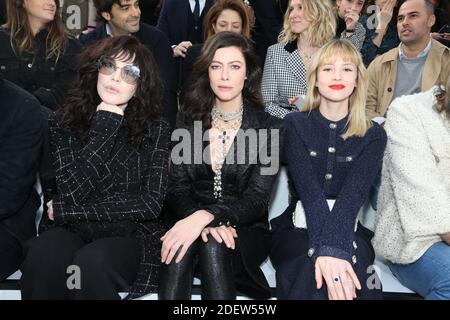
[329,85,346,90]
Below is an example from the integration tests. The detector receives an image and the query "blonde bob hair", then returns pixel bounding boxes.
[303,39,371,139]
[278,0,336,47]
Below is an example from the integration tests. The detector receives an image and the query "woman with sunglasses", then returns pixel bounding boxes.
[20,36,171,300]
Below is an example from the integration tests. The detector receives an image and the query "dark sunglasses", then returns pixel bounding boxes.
[97,57,141,85]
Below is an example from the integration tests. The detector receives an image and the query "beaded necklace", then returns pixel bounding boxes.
[211,105,243,199]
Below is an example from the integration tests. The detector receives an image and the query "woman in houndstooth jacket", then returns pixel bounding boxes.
[261,0,336,119]
[20,36,171,300]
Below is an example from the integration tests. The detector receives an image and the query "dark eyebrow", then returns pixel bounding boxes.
[398,10,420,18]
[210,60,243,64]
[118,0,134,7]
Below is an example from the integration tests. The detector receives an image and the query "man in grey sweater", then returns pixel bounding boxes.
[365,0,450,124]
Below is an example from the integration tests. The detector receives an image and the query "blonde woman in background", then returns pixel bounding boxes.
[261,0,336,119]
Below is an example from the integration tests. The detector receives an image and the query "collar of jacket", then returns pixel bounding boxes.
[379,38,448,64]
[35,27,49,41]
[101,22,143,39]
[284,40,297,53]
[310,108,349,132]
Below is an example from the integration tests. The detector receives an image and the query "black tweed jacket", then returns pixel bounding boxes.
[42,110,170,298]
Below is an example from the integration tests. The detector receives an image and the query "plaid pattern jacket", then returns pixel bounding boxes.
[262,42,308,119]
[47,110,170,298]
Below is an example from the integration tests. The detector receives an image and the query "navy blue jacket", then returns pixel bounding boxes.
[248,0,284,66]
[0,78,42,243]
[156,0,215,45]
[79,22,178,128]
[274,109,386,264]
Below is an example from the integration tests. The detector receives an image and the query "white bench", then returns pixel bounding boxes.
[1,168,414,300]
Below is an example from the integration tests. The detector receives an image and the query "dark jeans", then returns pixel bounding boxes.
[20,227,140,300]
[0,225,23,281]
[159,235,235,300]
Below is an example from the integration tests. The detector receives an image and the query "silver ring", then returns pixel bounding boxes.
[333,276,340,284]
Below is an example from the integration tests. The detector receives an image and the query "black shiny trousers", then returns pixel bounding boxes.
[159,236,236,300]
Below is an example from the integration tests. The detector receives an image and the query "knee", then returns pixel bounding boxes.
[199,235,230,257]
[72,245,109,277]
[430,278,450,300]
[22,230,66,271]
[198,236,233,269]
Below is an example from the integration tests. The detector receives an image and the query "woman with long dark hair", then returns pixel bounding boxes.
[360,0,400,66]
[159,31,283,300]
[20,35,170,300]
[0,0,81,110]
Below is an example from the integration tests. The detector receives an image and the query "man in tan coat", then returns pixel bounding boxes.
[366,0,450,123]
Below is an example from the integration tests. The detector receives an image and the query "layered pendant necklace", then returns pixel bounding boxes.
[211,105,243,199]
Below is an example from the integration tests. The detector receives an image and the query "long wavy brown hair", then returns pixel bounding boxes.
[57,35,163,148]
[5,0,67,58]
[182,32,264,128]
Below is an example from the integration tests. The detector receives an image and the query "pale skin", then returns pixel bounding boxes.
[174,8,245,58]
[313,57,363,300]
[23,0,56,36]
[173,41,193,58]
[161,46,247,265]
[211,9,243,35]
[336,0,366,32]
[372,0,397,48]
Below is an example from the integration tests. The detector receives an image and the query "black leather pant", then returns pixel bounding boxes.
[159,235,235,300]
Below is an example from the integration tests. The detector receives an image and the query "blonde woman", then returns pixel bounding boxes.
[270,39,386,300]
[261,0,336,119]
